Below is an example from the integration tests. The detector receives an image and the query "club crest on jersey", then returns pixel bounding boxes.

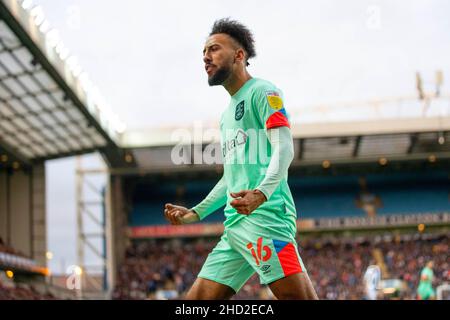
[235,100,245,120]
[265,91,283,110]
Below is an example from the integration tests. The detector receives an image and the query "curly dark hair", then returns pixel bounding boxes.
[209,18,256,66]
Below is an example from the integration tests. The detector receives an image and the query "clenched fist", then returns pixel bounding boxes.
[230,189,267,215]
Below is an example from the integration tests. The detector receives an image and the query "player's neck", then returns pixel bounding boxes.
[223,70,252,96]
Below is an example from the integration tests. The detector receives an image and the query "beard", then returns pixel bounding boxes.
[208,64,232,86]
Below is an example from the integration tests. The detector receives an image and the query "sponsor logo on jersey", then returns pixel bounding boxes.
[222,129,247,158]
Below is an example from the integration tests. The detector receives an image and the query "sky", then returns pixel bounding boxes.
[37,0,450,274]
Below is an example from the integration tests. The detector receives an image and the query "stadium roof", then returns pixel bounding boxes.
[0,0,132,168]
[118,96,450,176]
[122,113,450,147]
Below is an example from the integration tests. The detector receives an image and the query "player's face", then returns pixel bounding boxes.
[203,34,236,86]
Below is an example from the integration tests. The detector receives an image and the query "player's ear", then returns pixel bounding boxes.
[235,48,246,65]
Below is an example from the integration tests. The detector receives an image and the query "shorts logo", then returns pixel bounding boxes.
[260,265,270,272]
[260,264,271,274]
[246,237,272,266]
[235,100,245,120]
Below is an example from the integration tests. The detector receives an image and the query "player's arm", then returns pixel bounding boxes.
[255,126,294,200]
[230,127,294,214]
[164,176,227,225]
[191,175,227,219]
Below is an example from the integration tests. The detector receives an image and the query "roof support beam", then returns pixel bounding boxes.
[407,133,419,154]
[352,136,362,157]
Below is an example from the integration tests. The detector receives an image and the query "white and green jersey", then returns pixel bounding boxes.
[219,77,297,234]
[417,266,435,299]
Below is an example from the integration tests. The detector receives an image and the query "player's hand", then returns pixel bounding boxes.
[164,204,199,225]
[230,190,267,215]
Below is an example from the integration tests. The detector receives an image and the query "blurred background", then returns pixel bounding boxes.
[0,0,449,300]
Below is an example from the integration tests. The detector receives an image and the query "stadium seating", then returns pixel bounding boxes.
[128,171,450,225]
[112,232,449,300]
[129,180,226,226]
[0,280,56,300]
[365,172,450,215]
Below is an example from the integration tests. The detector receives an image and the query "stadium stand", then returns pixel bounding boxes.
[0,236,49,275]
[112,232,449,300]
[365,172,450,215]
[0,237,76,300]
[292,176,365,218]
[128,171,449,226]
[121,170,449,300]
[129,180,225,226]
[0,278,56,300]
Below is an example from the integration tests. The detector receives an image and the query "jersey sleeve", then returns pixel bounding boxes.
[252,85,291,129]
[191,175,227,220]
[255,126,294,200]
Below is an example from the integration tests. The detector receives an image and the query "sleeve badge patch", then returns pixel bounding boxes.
[265,91,283,110]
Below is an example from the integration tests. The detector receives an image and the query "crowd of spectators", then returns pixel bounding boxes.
[0,280,56,300]
[376,233,449,297]
[112,232,449,300]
